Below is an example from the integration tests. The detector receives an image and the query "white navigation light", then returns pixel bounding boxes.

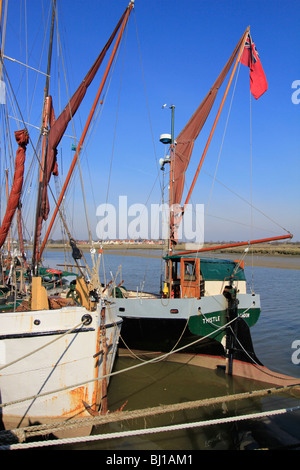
[159,155,171,170]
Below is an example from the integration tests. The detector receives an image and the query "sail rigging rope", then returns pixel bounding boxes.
[180,53,290,239]
[249,87,254,289]
[1,56,89,275]
[201,167,291,235]
[3,55,50,77]
[0,0,8,82]
[51,2,108,249]
[206,62,241,211]
[102,10,163,293]
[104,17,129,209]
[133,9,161,192]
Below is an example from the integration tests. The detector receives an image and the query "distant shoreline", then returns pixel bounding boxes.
[41,241,300,256]
[39,242,300,270]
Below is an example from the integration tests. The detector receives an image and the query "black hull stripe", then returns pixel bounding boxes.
[0,320,122,340]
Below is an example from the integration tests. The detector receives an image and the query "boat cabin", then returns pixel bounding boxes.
[163,254,246,299]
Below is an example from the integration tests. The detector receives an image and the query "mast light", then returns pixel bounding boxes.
[159,155,171,170]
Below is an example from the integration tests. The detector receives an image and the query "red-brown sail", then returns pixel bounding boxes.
[0,129,29,249]
[172,31,246,208]
[37,2,134,261]
[40,7,128,223]
[32,6,129,268]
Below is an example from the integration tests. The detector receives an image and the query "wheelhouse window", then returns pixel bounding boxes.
[183,260,196,281]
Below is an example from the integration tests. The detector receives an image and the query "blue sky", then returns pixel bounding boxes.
[2,0,300,243]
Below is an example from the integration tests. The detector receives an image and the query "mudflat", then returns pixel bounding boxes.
[42,242,300,270]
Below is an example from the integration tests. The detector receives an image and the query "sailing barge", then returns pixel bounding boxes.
[113,24,297,387]
[0,2,136,432]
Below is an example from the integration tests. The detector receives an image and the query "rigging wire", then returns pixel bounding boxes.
[133,9,161,192]
[0,0,8,80]
[48,2,102,247]
[0,57,83,271]
[178,58,290,244]
[48,1,123,244]
[104,15,129,208]
[206,62,241,211]
[25,0,29,123]
[14,0,51,129]
[99,10,164,291]
[0,1,53,245]
[249,87,254,289]
[202,168,290,234]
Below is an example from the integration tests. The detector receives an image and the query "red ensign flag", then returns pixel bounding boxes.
[240,33,268,99]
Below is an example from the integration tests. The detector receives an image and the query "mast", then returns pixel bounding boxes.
[32,0,56,274]
[0,1,29,256]
[0,0,8,81]
[167,105,175,296]
[5,169,10,253]
[166,28,249,247]
[0,0,3,33]
[168,105,175,255]
[37,0,134,262]
[160,104,176,296]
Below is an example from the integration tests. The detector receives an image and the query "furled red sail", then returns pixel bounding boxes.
[0,129,29,249]
[172,32,246,208]
[40,7,127,222]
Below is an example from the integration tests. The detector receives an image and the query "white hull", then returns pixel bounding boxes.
[0,300,122,430]
[114,291,263,375]
[115,291,260,319]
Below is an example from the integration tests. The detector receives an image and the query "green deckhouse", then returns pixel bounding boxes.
[162,253,246,300]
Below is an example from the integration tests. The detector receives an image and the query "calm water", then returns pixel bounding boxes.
[43,249,300,450]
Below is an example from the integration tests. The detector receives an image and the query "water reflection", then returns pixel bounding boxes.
[84,357,300,451]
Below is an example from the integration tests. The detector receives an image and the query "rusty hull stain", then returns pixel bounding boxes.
[60,385,90,417]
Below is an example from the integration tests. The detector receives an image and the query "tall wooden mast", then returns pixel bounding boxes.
[32,0,56,274]
[37,0,134,261]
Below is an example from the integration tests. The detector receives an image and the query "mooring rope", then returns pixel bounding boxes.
[1,382,298,444]
[1,403,300,450]
[0,312,248,410]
